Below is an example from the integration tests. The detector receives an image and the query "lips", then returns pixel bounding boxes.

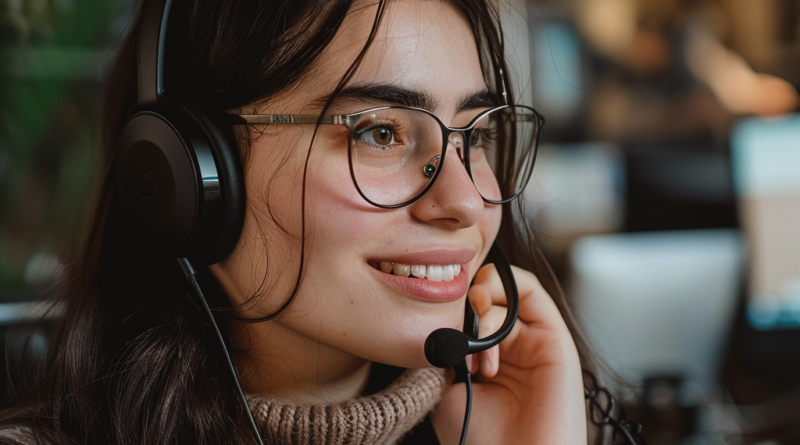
[367,249,474,302]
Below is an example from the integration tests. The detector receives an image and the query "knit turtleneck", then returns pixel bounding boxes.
[247,367,447,445]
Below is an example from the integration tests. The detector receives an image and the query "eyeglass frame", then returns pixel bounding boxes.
[227,104,544,209]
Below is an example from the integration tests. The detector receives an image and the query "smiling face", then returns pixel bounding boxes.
[210,0,502,399]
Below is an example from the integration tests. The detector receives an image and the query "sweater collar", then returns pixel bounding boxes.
[247,367,447,445]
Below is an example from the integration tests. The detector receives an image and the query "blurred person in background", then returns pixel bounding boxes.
[575,0,799,143]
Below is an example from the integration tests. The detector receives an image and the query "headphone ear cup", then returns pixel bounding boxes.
[182,106,245,264]
[115,105,244,264]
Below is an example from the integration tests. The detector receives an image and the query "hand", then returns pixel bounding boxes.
[431,264,587,444]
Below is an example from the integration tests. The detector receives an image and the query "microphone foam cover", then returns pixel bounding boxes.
[425,328,469,368]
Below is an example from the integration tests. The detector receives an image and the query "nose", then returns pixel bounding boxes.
[409,134,483,228]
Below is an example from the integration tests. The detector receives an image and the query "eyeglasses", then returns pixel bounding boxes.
[230,105,544,209]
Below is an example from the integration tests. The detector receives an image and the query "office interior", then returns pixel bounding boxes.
[1,0,799,443]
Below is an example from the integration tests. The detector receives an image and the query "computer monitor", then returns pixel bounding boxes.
[731,114,800,329]
[569,229,744,388]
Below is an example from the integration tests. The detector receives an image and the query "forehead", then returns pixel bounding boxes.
[305,0,488,113]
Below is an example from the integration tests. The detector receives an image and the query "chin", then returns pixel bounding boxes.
[366,308,464,369]
[373,347,433,370]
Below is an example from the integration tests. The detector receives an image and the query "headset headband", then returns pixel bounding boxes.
[117,0,245,265]
[138,0,172,106]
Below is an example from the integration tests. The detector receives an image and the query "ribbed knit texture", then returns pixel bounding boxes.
[247,367,447,445]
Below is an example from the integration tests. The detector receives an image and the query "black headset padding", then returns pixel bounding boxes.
[182,105,245,264]
[116,104,244,265]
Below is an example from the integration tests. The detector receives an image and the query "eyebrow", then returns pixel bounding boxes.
[456,89,501,111]
[318,83,501,113]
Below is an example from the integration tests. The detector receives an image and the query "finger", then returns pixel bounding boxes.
[467,264,507,317]
[508,265,564,328]
[476,304,507,339]
[468,264,516,377]
[475,303,506,377]
[477,347,499,378]
[466,353,478,375]
[492,266,576,370]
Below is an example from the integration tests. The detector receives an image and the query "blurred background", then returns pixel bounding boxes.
[1,0,799,443]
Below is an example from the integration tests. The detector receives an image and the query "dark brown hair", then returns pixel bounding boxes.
[0,1,602,444]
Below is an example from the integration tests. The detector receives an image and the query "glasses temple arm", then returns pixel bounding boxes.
[225,114,343,125]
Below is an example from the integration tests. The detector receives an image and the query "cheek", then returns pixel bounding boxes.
[482,203,503,241]
[212,131,309,311]
[470,164,503,203]
[270,143,375,310]
[463,202,502,289]
[305,150,372,249]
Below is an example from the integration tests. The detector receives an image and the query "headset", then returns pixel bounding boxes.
[429,244,519,445]
[115,0,244,265]
[114,1,519,444]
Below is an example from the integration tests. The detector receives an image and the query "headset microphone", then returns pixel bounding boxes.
[424,242,518,445]
[424,242,519,368]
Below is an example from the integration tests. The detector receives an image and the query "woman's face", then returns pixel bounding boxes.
[212,0,502,371]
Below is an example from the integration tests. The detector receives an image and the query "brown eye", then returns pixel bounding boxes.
[353,123,399,149]
[372,127,393,146]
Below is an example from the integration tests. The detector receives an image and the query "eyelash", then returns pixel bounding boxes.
[352,120,405,149]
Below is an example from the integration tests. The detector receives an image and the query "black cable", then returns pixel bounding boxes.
[455,360,472,445]
[583,369,647,445]
[176,258,265,445]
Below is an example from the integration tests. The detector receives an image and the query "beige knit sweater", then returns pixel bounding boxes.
[247,367,448,445]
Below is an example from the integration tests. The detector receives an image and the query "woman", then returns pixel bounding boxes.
[0,0,610,443]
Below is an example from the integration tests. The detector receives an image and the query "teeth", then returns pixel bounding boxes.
[427,265,443,282]
[393,263,411,277]
[442,265,454,281]
[378,261,462,282]
[410,265,426,278]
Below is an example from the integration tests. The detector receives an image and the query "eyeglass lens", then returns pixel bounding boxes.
[347,106,540,207]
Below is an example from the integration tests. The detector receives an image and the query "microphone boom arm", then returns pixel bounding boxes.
[466,242,519,354]
[424,242,520,368]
